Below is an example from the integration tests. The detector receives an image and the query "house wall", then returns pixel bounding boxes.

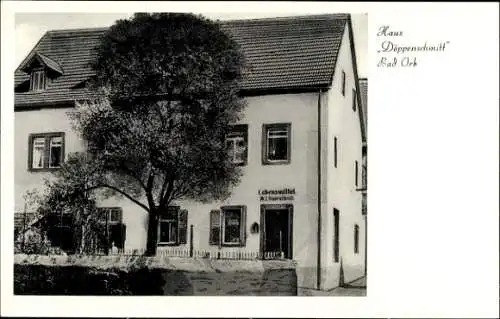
[14,92,321,289]
[321,22,366,290]
[14,107,86,210]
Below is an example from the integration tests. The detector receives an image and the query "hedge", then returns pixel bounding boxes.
[14,254,297,296]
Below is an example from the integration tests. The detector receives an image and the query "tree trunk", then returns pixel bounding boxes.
[79,223,85,254]
[145,210,159,256]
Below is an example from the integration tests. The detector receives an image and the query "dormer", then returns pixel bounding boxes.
[18,52,63,92]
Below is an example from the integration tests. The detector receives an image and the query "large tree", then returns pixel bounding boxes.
[44,13,246,256]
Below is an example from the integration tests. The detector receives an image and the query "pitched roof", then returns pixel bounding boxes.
[15,14,350,108]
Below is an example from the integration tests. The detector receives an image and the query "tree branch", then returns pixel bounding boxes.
[85,184,150,213]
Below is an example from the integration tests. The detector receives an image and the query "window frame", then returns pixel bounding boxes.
[28,132,65,172]
[157,206,188,246]
[210,205,247,247]
[225,124,248,166]
[158,206,179,246]
[97,207,123,226]
[262,123,292,165]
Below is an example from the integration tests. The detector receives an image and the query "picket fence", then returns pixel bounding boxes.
[98,247,285,260]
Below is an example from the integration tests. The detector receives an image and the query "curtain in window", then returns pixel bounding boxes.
[32,138,45,168]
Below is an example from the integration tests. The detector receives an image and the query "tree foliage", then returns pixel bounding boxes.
[38,13,247,255]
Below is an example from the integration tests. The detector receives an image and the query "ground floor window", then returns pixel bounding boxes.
[97,207,126,251]
[45,211,73,252]
[158,206,188,245]
[333,208,340,262]
[209,206,247,247]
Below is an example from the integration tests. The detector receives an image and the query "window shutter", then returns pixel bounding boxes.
[239,206,247,247]
[209,209,221,246]
[177,209,188,245]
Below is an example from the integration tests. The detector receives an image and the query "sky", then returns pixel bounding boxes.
[15,12,368,77]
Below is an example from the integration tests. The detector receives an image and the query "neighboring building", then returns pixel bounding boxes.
[14,14,367,290]
[358,78,368,277]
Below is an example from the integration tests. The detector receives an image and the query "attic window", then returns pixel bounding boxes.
[30,69,46,91]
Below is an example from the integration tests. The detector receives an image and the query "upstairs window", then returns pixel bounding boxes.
[226,124,248,166]
[29,132,65,170]
[158,206,188,246]
[262,123,291,165]
[334,136,338,168]
[341,71,346,96]
[352,88,357,111]
[355,160,359,187]
[30,69,46,91]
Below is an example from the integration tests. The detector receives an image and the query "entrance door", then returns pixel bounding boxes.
[261,204,293,259]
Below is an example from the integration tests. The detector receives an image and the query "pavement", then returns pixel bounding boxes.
[297,276,366,296]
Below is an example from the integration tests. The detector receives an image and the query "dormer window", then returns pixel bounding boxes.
[18,51,63,93]
[30,69,46,91]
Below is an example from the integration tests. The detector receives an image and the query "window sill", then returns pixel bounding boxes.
[221,242,245,247]
[262,159,290,166]
[28,167,61,172]
[157,242,182,247]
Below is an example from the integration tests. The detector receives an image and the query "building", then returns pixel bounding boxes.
[358,77,368,277]
[14,14,367,290]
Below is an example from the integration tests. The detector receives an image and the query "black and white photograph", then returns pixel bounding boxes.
[11,11,367,296]
[2,2,498,319]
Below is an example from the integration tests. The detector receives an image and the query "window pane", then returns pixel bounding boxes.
[110,209,122,223]
[224,210,241,243]
[160,220,177,243]
[268,136,288,161]
[49,136,63,168]
[32,137,45,168]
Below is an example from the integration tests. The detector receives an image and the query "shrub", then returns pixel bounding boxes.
[14,227,51,255]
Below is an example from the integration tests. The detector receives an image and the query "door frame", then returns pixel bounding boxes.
[260,203,294,259]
